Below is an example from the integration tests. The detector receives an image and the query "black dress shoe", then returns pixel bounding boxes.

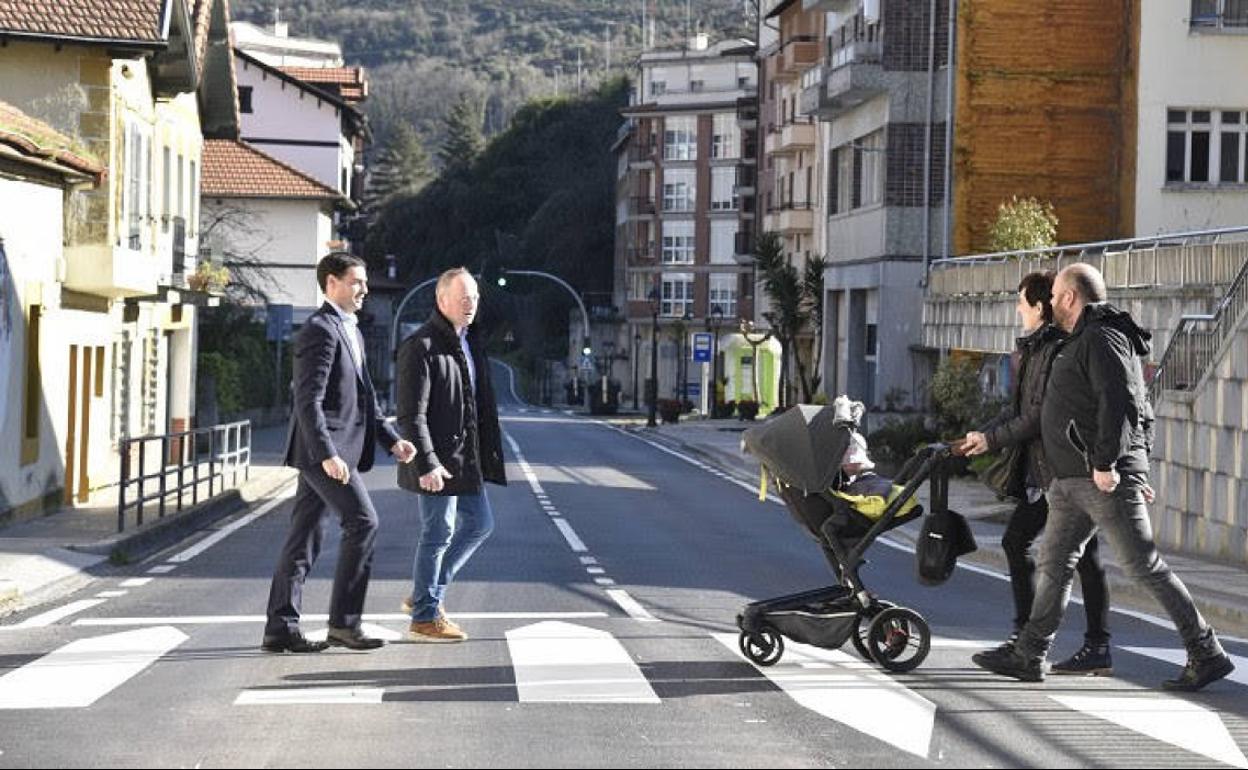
[326,626,385,650]
[972,644,1046,682]
[261,632,330,653]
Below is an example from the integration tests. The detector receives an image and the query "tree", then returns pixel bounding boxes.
[987,195,1059,253]
[438,93,485,172]
[362,123,432,224]
[752,232,824,407]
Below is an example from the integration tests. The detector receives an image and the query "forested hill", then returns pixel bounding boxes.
[232,1,754,146]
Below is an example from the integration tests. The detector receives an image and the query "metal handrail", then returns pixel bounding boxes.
[1150,244,1248,400]
[931,225,1248,268]
[117,420,252,532]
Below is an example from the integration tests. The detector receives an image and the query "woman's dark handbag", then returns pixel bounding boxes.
[916,508,978,586]
[981,444,1024,500]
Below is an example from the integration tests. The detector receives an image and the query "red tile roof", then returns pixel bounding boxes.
[200,138,344,203]
[279,65,368,103]
[0,99,104,181]
[0,0,168,44]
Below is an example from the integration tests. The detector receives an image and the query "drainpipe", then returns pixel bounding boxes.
[942,0,958,261]
[922,0,937,287]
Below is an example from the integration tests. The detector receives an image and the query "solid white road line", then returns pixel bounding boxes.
[235,687,384,706]
[13,599,106,629]
[507,621,660,704]
[146,565,177,574]
[1051,694,1248,769]
[166,484,296,563]
[95,590,128,598]
[0,626,187,709]
[73,611,611,627]
[713,633,935,759]
[605,589,659,623]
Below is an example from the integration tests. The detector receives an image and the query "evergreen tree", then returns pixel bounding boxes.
[438,94,485,172]
[362,123,432,224]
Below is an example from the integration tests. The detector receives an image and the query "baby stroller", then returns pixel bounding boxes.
[735,403,955,673]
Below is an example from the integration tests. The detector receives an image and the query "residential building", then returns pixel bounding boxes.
[1137,1,1248,234]
[0,0,224,514]
[616,34,776,410]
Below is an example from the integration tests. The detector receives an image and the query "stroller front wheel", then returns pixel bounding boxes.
[865,607,931,673]
[738,628,785,666]
[851,599,896,661]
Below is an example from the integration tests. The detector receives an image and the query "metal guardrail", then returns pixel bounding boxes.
[1150,245,1248,401]
[927,226,1248,296]
[117,420,252,533]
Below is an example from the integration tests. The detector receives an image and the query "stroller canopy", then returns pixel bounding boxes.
[741,404,854,492]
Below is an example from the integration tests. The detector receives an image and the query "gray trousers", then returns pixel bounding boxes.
[1015,473,1221,661]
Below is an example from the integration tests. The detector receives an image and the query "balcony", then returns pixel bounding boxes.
[800,40,885,119]
[764,118,816,156]
[628,196,657,218]
[628,142,656,167]
[64,241,160,299]
[736,96,758,127]
[769,34,820,81]
[735,164,756,195]
[627,243,656,263]
[160,216,190,289]
[766,200,815,234]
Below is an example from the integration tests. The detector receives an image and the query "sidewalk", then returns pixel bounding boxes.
[0,423,297,617]
[628,415,1248,641]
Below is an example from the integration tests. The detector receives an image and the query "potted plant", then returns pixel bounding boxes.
[737,399,760,421]
[657,398,681,424]
[187,261,231,294]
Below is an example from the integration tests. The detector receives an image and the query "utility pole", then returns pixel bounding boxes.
[577,48,583,93]
[605,22,613,72]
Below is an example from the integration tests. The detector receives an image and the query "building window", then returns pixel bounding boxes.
[709,274,738,319]
[1167,108,1248,184]
[690,80,705,92]
[865,323,878,359]
[660,273,694,317]
[21,300,41,465]
[663,115,697,161]
[661,220,695,264]
[629,272,652,301]
[662,168,696,212]
[239,85,254,113]
[710,219,738,264]
[189,159,199,235]
[711,166,737,211]
[835,146,852,213]
[126,124,143,249]
[651,81,666,97]
[1190,0,1248,28]
[162,146,172,231]
[857,129,884,206]
[712,113,739,159]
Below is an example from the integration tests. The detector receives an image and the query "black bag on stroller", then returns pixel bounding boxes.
[734,403,959,673]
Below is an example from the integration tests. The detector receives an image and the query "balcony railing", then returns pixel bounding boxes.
[628,196,656,216]
[628,143,656,164]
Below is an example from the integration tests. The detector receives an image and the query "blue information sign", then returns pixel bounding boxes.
[692,332,713,363]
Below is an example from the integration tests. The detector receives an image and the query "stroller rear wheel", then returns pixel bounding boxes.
[865,607,930,673]
[851,600,896,662]
[738,627,785,667]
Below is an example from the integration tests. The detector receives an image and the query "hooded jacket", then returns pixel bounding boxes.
[1041,303,1155,479]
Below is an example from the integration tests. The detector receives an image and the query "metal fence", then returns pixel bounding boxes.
[116,420,252,533]
[927,226,1248,297]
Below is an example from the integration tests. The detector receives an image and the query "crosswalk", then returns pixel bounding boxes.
[1,612,1245,766]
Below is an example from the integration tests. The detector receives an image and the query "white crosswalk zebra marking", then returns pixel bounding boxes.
[507,621,660,704]
[1122,646,1248,687]
[712,633,936,758]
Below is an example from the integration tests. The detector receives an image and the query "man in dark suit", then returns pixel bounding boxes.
[263,252,416,653]
[396,267,507,642]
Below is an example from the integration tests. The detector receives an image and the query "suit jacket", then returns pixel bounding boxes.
[395,310,506,496]
[284,302,400,472]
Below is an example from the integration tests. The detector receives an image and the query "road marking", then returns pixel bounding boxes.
[713,633,935,758]
[506,621,660,704]
[586,566,605,574]
[95,591,128,598]
[304,622,403,643]
[580,556,598,565]
[119,577,153,588]
[73,611,611,627]
[552,519,588,552]
[605,590,659,623]
[166,484,296,563]
[0,626,187,709]
[235,687,384,706]
[146,565,176,574]
[1122,646,1248,687]
[13,599,106,628]
[593,577,616,586]
[1051,695,1248,768]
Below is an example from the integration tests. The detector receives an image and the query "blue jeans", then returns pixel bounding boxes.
[410,489,495,622]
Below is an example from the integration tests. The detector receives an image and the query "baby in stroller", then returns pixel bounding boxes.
[828,425,919,535]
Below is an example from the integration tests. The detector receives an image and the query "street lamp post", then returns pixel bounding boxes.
[741,319,774,405]
[632,332,641,411]
[647,287,660,428]
[678,309,692,407]
[708,304,723,416]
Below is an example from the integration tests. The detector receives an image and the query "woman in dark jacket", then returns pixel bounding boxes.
[963,272,1113,675]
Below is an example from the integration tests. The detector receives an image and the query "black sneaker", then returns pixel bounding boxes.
[972,644,1045,682]
[1162,653,1234,692]
[1051,643,1112,676]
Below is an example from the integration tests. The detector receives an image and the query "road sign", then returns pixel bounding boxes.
[265,304,293,342]
[692,332,712,363]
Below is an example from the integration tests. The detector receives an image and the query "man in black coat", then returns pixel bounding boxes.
[263,253,415,653]
[973,263,1233,691]
[396,267,507,642]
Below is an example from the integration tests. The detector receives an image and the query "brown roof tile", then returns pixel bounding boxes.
[200,138,344,202]
[0,99,104,180]
[0,0,167,44]
[278,66,364,85]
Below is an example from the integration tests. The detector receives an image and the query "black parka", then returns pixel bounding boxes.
[981,322,1064,490]
[395,310,507,496]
